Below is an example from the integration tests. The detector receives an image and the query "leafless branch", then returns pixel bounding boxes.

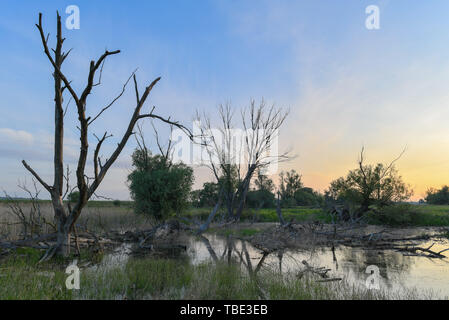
[88,69,137,125]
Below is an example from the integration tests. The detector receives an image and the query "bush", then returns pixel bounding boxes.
[246,190,275,208]
[364,204,418,226]
[113,200,121,207]
[425,186,449,204]
[281,197,298,208]
[327,161,412,213]
[68,191,79,203]
[127,149,194,220]
[195,182,220,207]
[294,187,324,206]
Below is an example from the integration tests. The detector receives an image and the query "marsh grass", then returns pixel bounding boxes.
[0,247,72,299]
[0,202,154,240]
[0,200,447,300]
[3,200,449,241]
[0,248,435,300]
[364,204,449,227]
[71,259,440,300]
[412,205,449,226]
[211,227,263,238]
[183,207,326,224]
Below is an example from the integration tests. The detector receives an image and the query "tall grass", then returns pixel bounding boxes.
[365,204,449,227]
[0,249,435,300]
[0,202,154,240]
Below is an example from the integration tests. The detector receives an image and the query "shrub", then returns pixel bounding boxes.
[425,186,449,204]
[281,197,298,208]
[364,203,418,226]
[68,191,79,203]
[246,189,275,208]
[279,170,303,201]
[294,187,324,206]
[127,149,194,220]
[195,182,220,207]
[327,161,412,214]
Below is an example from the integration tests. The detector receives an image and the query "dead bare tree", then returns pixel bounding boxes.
[275,191,287,227]
[22,13,191,259]
[2,180,54,239]
[195,100,289,232]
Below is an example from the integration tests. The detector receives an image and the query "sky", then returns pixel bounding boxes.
[1,0,449,200]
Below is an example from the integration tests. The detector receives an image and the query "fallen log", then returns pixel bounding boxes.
[297,260,332,279]
[394,243,449,258]
[316,278,342,282]
[0,233,57,249]
[138,243,187,251]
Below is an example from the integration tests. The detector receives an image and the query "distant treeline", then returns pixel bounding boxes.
[426,186,449,205]
[191,169,323,209]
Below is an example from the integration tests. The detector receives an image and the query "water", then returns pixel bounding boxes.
[185,234,449,298]
[99,233,449,299]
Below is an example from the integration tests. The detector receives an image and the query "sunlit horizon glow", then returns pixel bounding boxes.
[1,1,449,202]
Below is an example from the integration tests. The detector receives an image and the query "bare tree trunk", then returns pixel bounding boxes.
[276,192,287,226]
[24,12,193,260]
[234,179,250,221]
[225,193,234,220]
[234,165,256,221]
[197,195,222,234]
[49,191,70,256]
[55,225,70,256]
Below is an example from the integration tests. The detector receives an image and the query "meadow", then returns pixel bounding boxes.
[183,204,449,227]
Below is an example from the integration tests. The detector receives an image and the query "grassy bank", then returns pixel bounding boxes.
[183,207,325,223]
[363,204,449,227]
[0,248,429,300]
[414,205,449,226]
[184,205,449,227]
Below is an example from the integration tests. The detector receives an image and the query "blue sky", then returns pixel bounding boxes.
[1,1,449,199]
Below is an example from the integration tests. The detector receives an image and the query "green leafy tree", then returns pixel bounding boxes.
[190,189,201,207]
[425,186,449,204]
[219,164,240,217]
[68,191,80,203]
[127,148,194,220]
[327,149,412,214]
[279,169,303,207]
[294,187,324,206]
[246,189,275,208]
[245,170,276,208]
[193,182,220,207]
[254,170,274,193]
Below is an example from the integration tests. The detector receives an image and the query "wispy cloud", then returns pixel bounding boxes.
[0,128,34,145]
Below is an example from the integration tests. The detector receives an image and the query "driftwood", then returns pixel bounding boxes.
[0,218,189,260]
[297,260,331,279]
[394,243,449,258]
[316,278,343,282]
[297,260,342,282]
[0,233,57,250]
